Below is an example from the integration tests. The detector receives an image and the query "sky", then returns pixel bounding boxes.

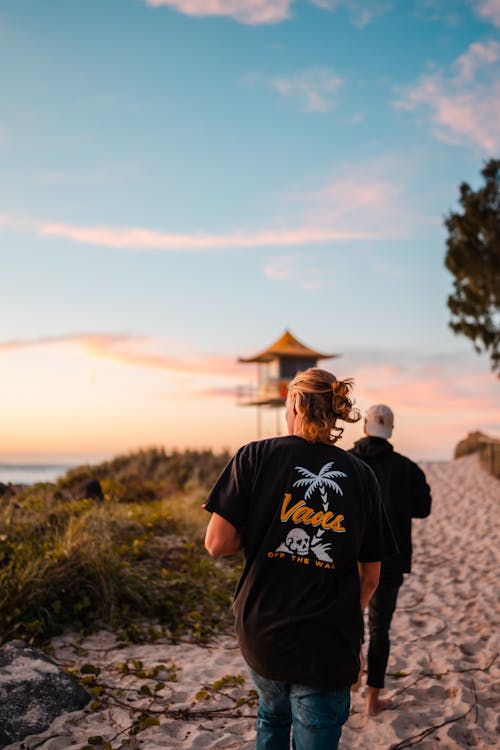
[1,0,499,466]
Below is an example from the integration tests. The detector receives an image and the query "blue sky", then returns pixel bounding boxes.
[1,0,499,463]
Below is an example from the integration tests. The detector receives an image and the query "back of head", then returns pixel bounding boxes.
[365,404,394,439]
[288,367,361,444]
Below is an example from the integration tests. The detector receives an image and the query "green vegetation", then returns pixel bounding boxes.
[444,158,500,373]
[0,448,241,646]
[73,660,257,749]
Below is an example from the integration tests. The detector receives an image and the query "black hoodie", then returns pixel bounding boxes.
[349,437,432,574]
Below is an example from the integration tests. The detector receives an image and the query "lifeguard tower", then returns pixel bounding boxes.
[237,329,338,435]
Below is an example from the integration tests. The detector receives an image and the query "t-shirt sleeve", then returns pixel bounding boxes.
[358,464,399,563]
[202,445,253,530]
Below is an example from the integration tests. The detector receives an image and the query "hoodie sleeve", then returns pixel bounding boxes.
[410,462,432,519]
[358,463,399,562]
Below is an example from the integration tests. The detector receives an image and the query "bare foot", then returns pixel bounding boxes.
[366,696,393,717]
[365,686,393,716]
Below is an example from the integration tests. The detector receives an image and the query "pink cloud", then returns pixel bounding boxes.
[270,68,344,112]
[475,0,500,26]
[455,40,500,82]
[144,0,293,24]
[352,361,498,413]
[310,0,391,27]
[395,40,500,151]
[4,338,495,418]
[0,214,33,230]
[0,333,243,379]
[263,253,332,289]
[2,336,497,460]
[303,179,404,222]
[295,167,422,240]
[36,165,418,254]
[143,0,390,26]
[38,222,384,250]
[337,353,499,459]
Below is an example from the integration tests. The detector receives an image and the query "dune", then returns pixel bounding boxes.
[4,454,499,750]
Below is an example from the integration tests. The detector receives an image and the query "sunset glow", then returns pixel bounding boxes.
[1,0,499,467]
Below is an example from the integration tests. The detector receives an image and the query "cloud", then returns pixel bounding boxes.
[0,333,243,380]
[143,0,294,24]
[301,179,402,221]
[355,363,496,412]
[310,0,391,27]
[345,348,499,412]
[474,0,500,26]
[2,335,497,460]
[0,214,32,230]
[263,253,329,290]
[38,222,387,251]
[4,335,496,413]
[455,39,500,81]
[261,173,412,287]
[394,40,500,152]
[142,0,391,25]
[36,161,419,253]
[269,68,344,112]
[295,167,419,238]
[408,0,500,28]
[336,349,499,458]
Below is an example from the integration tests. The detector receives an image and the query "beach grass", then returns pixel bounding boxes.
[0,448,241,646]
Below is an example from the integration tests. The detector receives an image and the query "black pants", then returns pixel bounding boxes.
[367,572,404,689]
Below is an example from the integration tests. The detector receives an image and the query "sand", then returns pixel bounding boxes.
[4,453,499,750]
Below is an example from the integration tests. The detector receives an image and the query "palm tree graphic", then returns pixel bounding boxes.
[293,462,347,559]
[293,462,347,512]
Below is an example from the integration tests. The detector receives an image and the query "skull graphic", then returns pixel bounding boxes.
[276,528,311,556]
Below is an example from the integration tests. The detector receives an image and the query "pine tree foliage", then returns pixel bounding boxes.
[444,159,500,373]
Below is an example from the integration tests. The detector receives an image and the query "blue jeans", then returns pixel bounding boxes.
[248,666,350,750]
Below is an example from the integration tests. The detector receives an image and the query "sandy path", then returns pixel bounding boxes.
[5,454,499,750]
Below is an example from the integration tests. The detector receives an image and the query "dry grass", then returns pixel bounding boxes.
[0,449,241,646]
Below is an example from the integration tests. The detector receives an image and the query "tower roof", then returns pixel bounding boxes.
[238,329,338,363]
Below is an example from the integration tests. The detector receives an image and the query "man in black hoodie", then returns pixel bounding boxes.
[350,404,432,716]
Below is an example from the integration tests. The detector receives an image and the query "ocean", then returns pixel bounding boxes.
[0,464,75,486]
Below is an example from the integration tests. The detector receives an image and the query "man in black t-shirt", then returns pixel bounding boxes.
[204,368,395,750]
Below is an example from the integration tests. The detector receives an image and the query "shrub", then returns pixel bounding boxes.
[454,431,491,458]
[0,449,240,646]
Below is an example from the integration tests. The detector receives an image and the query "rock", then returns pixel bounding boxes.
[0,483,15,501]
[0,640,90,748]
[78,478,104,502]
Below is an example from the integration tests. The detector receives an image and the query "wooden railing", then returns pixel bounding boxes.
[478,438,500,478]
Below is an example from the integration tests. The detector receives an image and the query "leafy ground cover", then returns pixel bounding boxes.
[0,448,241,646]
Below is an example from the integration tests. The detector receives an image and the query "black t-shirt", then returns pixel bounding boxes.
[204,435,392,690]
